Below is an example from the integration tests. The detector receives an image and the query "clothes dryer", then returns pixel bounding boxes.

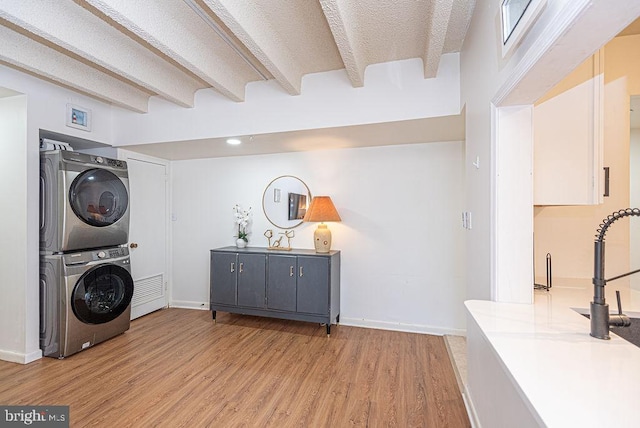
[40,150,129,253]
[40,247,134,358]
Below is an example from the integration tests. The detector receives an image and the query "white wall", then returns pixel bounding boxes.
[460,0,537,303]
[459,0,497,302]
[111,55,461,146]
[0,94,32,363]
[0,65,117,363]
[171,142,467,334]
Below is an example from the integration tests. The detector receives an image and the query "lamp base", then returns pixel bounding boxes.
[314,224,332,253]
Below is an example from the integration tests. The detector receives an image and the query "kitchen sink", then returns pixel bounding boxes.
[579,313,640,347]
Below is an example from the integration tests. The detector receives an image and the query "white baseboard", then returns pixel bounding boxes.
[463,383,481,428]
[0,348,42,364]
[162,306,466,337]
[169,300,209,310]
[160,306,466,336]
[339,317,466,336]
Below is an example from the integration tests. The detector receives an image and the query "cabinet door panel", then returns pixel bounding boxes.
[297,256,329,315]
[211,252,237,305]
[533,51,603,205]
[237,254,266,308]
[267,255,297,311]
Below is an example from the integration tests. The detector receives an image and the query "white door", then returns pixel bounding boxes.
[124,153,169,319]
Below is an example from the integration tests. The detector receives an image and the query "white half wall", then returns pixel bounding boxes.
[171,142,467,334]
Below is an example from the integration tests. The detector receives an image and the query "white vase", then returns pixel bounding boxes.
[236,238,247,248]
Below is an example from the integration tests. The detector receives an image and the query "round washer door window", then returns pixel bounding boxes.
[69,169,129,227]
[72,264,134,324]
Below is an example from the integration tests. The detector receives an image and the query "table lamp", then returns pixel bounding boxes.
[303,196,341,253]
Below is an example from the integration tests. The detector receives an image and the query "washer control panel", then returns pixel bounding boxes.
[89,247,128,261]
[63,247,129,265]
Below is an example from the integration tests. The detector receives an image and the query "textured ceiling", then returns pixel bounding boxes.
[0,0,476,113]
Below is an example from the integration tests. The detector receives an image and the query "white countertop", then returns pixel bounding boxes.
[465,280,640,427]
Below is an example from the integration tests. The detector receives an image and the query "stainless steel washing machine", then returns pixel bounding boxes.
[40,247,134,358]
[40,150,130,253]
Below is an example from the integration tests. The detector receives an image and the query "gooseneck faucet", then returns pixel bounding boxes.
[590,208,640,339]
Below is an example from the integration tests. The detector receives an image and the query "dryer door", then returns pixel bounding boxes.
[72,264,134,324]
[69,168,129,227]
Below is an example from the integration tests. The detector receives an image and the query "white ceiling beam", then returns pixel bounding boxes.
[444,0,477,53]
[0,0,200,108]
[424,0,455,78]
[201,0,303,95]
[0,25,149,113]
[319,0,365,88]
[83,0,256,102]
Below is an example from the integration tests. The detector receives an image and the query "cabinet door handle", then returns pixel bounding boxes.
[289,266,294,277]
[230,262,235,273]
[299,266,304,277]
[239,262,244,273]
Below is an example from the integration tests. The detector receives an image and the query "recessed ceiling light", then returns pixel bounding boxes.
[226,138,241,145]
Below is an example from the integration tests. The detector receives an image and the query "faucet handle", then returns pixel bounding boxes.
[616,290,623,315]
[611,290,631,327]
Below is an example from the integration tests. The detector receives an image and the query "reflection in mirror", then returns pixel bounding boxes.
[263,176,311,229]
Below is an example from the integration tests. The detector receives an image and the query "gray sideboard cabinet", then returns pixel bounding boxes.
[210,247,340,335]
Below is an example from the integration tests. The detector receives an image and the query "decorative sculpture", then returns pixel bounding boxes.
[265,229,294,251]
[264,229,274,247]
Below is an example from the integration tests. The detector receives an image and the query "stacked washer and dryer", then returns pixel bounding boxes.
[40,149,134,358]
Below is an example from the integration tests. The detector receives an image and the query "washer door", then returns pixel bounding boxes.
[69,168,129,227]
[72,264,134,324]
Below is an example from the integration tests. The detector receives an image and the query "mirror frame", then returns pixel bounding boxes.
[262,175,312,229]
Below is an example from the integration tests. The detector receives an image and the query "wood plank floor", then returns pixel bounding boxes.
[0,309,470,427]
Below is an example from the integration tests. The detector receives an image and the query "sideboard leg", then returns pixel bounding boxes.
[212,310,217,323]
[326,324,331,336]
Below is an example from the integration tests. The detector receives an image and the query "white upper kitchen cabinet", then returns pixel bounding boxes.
[533,51,604,206]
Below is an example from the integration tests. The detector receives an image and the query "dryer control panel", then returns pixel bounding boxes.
[54,151,127,171]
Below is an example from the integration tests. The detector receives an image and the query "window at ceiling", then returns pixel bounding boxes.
[501,0,547,57]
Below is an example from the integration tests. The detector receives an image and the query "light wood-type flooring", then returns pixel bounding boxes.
[0,309,470,427]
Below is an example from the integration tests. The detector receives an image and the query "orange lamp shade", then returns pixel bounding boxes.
[303,196,341,223]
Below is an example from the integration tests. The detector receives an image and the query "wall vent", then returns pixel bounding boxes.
[132,274,164,307]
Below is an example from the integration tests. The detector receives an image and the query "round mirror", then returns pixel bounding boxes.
[262,175,311,229]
